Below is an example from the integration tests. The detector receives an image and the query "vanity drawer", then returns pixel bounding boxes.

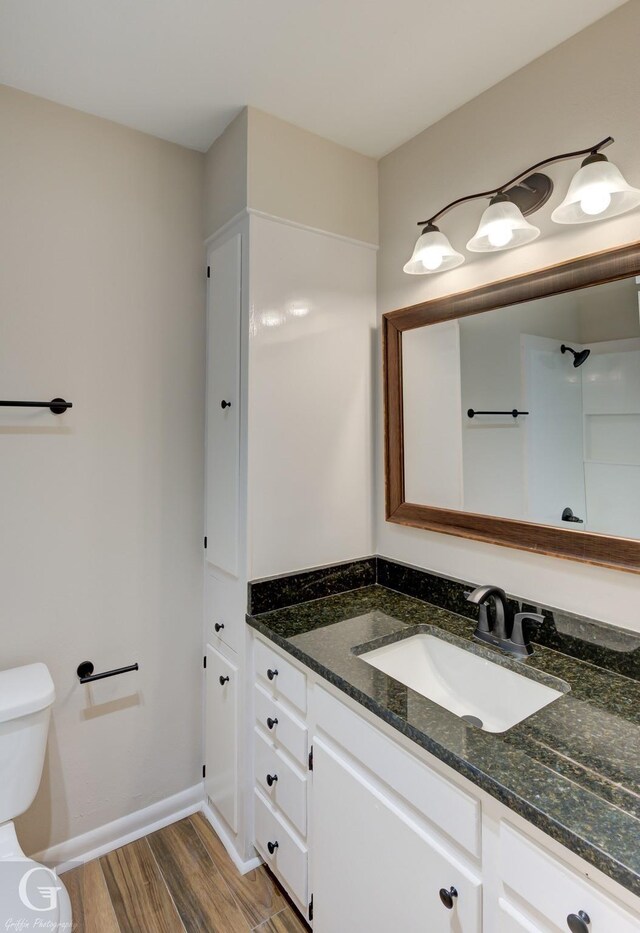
[255,728,307,837]
[255,788,307,908]
[496,898,543,932]
[500,822,640,933]
[205,568,243,655]
[255,638,307,714]
[254,683,308,767]
[315,686,481,858]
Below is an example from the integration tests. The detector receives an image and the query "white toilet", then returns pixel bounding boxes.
[0,663,72,928]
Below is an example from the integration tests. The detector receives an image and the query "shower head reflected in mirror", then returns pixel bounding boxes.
[561,344,591,368]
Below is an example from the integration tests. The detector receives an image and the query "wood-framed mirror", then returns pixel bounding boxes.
[383,241,640,574]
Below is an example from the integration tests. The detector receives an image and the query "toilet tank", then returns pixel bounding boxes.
[0,663,55,824]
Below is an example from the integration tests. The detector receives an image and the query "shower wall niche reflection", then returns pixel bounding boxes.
[402,274,640,539]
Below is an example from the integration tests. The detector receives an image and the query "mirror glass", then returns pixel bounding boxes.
[403,274,640,539]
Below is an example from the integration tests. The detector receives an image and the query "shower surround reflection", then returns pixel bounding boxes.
[402,274,640,540]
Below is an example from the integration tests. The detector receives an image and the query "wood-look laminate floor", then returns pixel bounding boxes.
[63,813,309,933]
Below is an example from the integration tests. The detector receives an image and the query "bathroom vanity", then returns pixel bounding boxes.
[247,578,640,932]
[202,230,640,931]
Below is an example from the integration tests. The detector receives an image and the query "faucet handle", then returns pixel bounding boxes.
[511,612,545,654]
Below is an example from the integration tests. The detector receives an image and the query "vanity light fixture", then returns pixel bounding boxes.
[405,136,640,274]
[551,152,640,224]
[403,223,464,274]
[466,194,539,253]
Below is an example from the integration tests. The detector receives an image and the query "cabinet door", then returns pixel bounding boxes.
[312,738,482,933]
[205,645,238,833]
[205,233,241,576]
[204,567,243,655]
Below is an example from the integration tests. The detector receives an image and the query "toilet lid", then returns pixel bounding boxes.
[0,663,55,723]
[0,857,62,925]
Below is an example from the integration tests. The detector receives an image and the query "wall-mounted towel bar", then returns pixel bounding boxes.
[77,661,139,683]
[467,409,529,419]
[0,398,73,414]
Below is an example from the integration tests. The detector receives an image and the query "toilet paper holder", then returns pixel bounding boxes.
[77,660,139,683]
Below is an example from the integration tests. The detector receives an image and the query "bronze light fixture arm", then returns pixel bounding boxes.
[417,136,614,226]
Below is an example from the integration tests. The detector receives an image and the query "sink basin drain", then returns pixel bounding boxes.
[461,714,484,728]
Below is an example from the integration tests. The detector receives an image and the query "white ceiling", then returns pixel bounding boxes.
[0,0,627,157]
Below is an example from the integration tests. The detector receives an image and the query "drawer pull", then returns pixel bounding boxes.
[214,622,225,632]
[221,400,231,409]
[267,840,279,855]
[266,773,278,787]
[267,668,279,681]
[267,717,278,730]
[219,675,230,686]
[439,887,458,910]
[567,912,591,933]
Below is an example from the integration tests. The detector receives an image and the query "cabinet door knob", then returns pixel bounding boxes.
[266,773,278,787]
[267,717,278,730]
[267,668,278,681]
[219,675,230,686]
[214,622,225,632]
[220,400,231,409]
[267,841,279,855]
[567,912,591,933]
[439,887,458,910]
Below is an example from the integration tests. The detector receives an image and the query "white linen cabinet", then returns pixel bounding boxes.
[202,212,376,870]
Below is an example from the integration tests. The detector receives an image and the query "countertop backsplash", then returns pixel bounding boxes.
[249,555,640,681]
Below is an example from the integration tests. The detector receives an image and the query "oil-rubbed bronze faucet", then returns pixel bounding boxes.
[466,585,544,659]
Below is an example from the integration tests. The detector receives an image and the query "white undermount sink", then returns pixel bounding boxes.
[359,632,567,733]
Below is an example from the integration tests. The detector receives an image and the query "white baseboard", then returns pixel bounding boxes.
[201,801,261,876]
[33,784,204,874]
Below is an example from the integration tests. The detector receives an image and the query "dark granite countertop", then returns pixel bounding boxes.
[247,585,640,897]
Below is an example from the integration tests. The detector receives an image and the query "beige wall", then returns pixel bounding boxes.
[377,0,640,630]
[203,106,378,244]
[204,108,248,239]
[247,108,378,244]
[0,85,205,854]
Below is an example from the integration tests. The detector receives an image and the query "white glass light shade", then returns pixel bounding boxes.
[403,227,464,274]
[551,157,640,224]
[466,198,540,253]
